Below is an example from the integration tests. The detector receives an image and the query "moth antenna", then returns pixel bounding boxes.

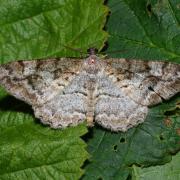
[63,45,87,57]
[104,49,128,55]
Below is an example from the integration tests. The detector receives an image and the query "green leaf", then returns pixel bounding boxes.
[132,152,180,180]
[105,0,180,62]
[83,96,180,180]
[0,0,108,63]
[82,1,180,179]
[0,89,89,180]
[0,0,109,179]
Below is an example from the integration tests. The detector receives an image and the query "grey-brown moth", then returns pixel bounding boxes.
[0,49,179,131]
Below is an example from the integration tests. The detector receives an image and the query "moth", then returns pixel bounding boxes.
[0,48,179,132]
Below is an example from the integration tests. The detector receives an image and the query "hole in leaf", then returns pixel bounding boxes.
[146,3,152,13]
[97,177,103,180]
[120,137,125,143]
[113,145,118,151]
[159,134,164,141]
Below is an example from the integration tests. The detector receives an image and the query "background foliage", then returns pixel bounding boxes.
[0,0,107,179]
[0,0,179,180]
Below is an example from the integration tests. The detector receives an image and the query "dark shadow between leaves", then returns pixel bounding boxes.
[82,123,110,144]
[128,163,142,168]
[126,174,132,180]
[82,126,94,142]
[0,95,45,126]
[95,123,122,134]
[0,95,33,115]
[97,177,103,180]
[146,1,152,16]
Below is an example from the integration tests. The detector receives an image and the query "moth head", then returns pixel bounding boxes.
[87,48,98,56]
[83,55,102,74]
[87,55,98,64]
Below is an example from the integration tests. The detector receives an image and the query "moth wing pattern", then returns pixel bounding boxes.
[94,71,148,132]
[94,58,180,131]
[0,58,89,128]
[104,58,180,106]
[0,56,179,131]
